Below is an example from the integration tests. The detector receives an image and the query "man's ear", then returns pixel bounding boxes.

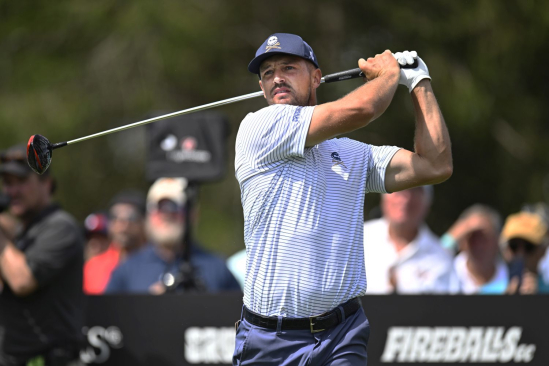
[312,68,322,89]
[259,80,266,99]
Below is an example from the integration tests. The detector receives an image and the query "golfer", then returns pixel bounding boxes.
[233,33,452,365]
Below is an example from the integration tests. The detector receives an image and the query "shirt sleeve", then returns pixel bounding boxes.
[365,145,401,194]
[25,218,83,286]
[237,104,315,171]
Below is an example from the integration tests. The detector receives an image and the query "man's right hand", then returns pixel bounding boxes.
[306,50,400,147]
[358,50,400,81]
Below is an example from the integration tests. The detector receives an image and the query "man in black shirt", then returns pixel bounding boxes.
[0,144,84,366]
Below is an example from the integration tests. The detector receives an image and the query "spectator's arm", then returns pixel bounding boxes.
[0,237,38,296]
[0,218,82,296]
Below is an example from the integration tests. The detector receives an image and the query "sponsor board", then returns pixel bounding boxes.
[184,327,235,364]
[81,295,549,366]
[381,327,536,363]
[80,326,124,364]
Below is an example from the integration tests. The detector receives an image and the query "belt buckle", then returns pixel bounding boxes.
[309,316,325,333]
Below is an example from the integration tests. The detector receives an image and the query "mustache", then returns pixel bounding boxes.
[271,83,293,95]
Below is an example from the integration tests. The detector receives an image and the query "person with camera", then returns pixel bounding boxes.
[501,211,549,294]
[105,177,240,294]
[0,144,84,366]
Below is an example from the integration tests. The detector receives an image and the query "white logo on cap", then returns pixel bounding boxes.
[306,44,314,61]
[265,36,281,52]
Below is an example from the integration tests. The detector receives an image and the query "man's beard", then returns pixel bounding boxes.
[146,219,185,249]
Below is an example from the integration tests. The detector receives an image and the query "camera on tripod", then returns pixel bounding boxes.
[0,193,10,213]
[146,111,229,293]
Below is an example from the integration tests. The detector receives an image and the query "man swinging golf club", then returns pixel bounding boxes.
[232,33,452,365]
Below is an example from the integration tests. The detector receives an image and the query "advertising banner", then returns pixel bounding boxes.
[81,294,548,365]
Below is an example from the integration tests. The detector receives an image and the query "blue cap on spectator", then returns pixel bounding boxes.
[248,33,319,75]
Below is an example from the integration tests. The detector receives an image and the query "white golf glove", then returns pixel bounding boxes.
[392,51,431,92]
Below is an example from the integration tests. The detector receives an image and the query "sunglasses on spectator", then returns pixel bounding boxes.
[155,199,184,215]
[508,238,536,254]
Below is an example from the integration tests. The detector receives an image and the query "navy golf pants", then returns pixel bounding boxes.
[232,306,370,366]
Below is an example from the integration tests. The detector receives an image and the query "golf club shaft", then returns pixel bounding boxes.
[56,90,265,149]
[52,63,417,149]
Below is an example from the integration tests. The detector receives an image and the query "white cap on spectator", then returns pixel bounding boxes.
[146,178,188,212]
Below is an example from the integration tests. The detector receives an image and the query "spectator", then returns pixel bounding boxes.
[226,248,246,290]
[364,186,456,294]
[106,178,240,294]
[83,211,109,261]
[521,203,549,287]
[0,144,84,365]
[446,205,508,294]
[83,190,147,295]
[501,211,549,294]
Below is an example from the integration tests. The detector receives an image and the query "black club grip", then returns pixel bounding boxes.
[323,59,419,83]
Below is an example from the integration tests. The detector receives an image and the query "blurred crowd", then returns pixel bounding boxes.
[0,142,548,363]
[361,187,549,295]
[228,186,549,295]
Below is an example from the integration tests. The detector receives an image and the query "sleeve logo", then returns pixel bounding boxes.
[292,107,303,122]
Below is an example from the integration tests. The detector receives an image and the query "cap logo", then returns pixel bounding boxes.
[265,36,281,52]
[306,44,315,61]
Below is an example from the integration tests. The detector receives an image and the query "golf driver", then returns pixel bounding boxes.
[27,61,418,175]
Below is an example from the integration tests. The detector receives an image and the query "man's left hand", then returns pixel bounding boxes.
[393,51,431,93]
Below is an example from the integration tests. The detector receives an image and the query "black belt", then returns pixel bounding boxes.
[243,298,361,333]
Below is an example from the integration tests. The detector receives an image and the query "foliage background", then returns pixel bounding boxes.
[1,0,548,256]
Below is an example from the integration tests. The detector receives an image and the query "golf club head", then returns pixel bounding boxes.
[27,134,53,175]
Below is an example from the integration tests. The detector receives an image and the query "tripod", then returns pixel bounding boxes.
[163,181,206,293]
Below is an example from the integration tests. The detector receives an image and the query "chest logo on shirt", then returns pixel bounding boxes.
[331,152,347,168]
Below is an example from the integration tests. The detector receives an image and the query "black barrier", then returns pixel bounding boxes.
[81,294,549,365]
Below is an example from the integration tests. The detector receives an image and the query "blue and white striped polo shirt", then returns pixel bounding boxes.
[235,104,400,317]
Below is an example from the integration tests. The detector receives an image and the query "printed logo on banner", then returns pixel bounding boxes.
[80,326,124,364]
[184,327,235,364]
[381,326,536,363]
[160,134,212,164]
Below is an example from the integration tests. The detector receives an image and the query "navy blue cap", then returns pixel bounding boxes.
[248,33,319,75]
